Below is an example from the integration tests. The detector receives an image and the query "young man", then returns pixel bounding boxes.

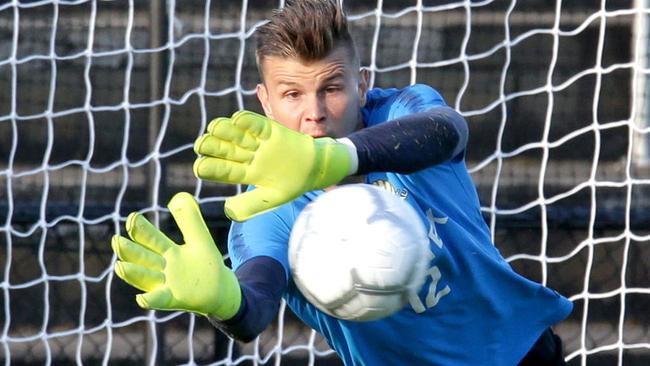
[111,1,572,364]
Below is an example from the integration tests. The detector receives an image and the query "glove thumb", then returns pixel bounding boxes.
[224,187,287,222]
[136,286,173,310]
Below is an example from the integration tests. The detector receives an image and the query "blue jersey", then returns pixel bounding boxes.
[228,84,573,366]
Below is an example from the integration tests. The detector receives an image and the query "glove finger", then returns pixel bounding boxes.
[111,235,165,271]
[167,192,215,247]
[224,187,288,222]
[193,156,248,184]
[206,117,230,134]
[208,118,259,150]
[136,286,174,311]
[126,212,175,255]
[194,134,254,162]
[114,260,165,292]
[231,111,273,139]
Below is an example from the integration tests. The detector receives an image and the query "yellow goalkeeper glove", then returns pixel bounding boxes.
[111,192,241,320]
[193,111,354,221]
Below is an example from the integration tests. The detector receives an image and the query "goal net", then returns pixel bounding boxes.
[1,1,649,365]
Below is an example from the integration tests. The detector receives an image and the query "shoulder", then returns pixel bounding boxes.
[363,84,448,125]
[366,84,445,106]
[392,84,447,111]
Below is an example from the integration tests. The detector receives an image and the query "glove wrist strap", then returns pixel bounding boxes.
[313,138,354,189]
[335,137,359,176]
[205,269,242,320]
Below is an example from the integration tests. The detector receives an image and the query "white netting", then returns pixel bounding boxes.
[1,0,649,365]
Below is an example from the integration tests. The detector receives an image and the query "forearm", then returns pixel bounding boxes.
[342,106,468,175]
[208,256,286,342]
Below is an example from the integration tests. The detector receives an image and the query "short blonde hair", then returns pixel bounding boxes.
[255,0,358,80]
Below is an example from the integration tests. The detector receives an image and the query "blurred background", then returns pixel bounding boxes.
[0,0,649,365]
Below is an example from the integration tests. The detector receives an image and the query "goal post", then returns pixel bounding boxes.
[634,0,650,167]
[1,1,649,365]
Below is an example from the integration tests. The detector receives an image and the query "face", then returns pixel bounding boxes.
[256,46,369,138]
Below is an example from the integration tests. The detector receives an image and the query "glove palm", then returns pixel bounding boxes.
[193,111,352,221]
[111,192,241,320]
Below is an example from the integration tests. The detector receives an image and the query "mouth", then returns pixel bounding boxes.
[305,127,329,138]
[302,122,331,138]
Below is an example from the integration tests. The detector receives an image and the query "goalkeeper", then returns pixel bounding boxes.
[111,0,572,365]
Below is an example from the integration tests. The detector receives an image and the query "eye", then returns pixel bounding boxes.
[284,91,300,100]
[325,85,342,93]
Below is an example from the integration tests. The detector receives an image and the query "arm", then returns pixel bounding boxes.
[193,104,469,221]
[341,106,468,175]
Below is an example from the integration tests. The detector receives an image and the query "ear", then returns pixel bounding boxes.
[256,83,274,119]
[358,68,370,107]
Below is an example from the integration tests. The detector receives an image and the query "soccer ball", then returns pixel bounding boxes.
[288,184,431,321]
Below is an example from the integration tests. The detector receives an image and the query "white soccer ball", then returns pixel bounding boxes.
[288,184,431,321]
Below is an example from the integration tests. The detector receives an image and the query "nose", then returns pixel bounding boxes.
[304,93,326,123]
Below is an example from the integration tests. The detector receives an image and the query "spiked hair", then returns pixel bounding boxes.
[255,0,358,80]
